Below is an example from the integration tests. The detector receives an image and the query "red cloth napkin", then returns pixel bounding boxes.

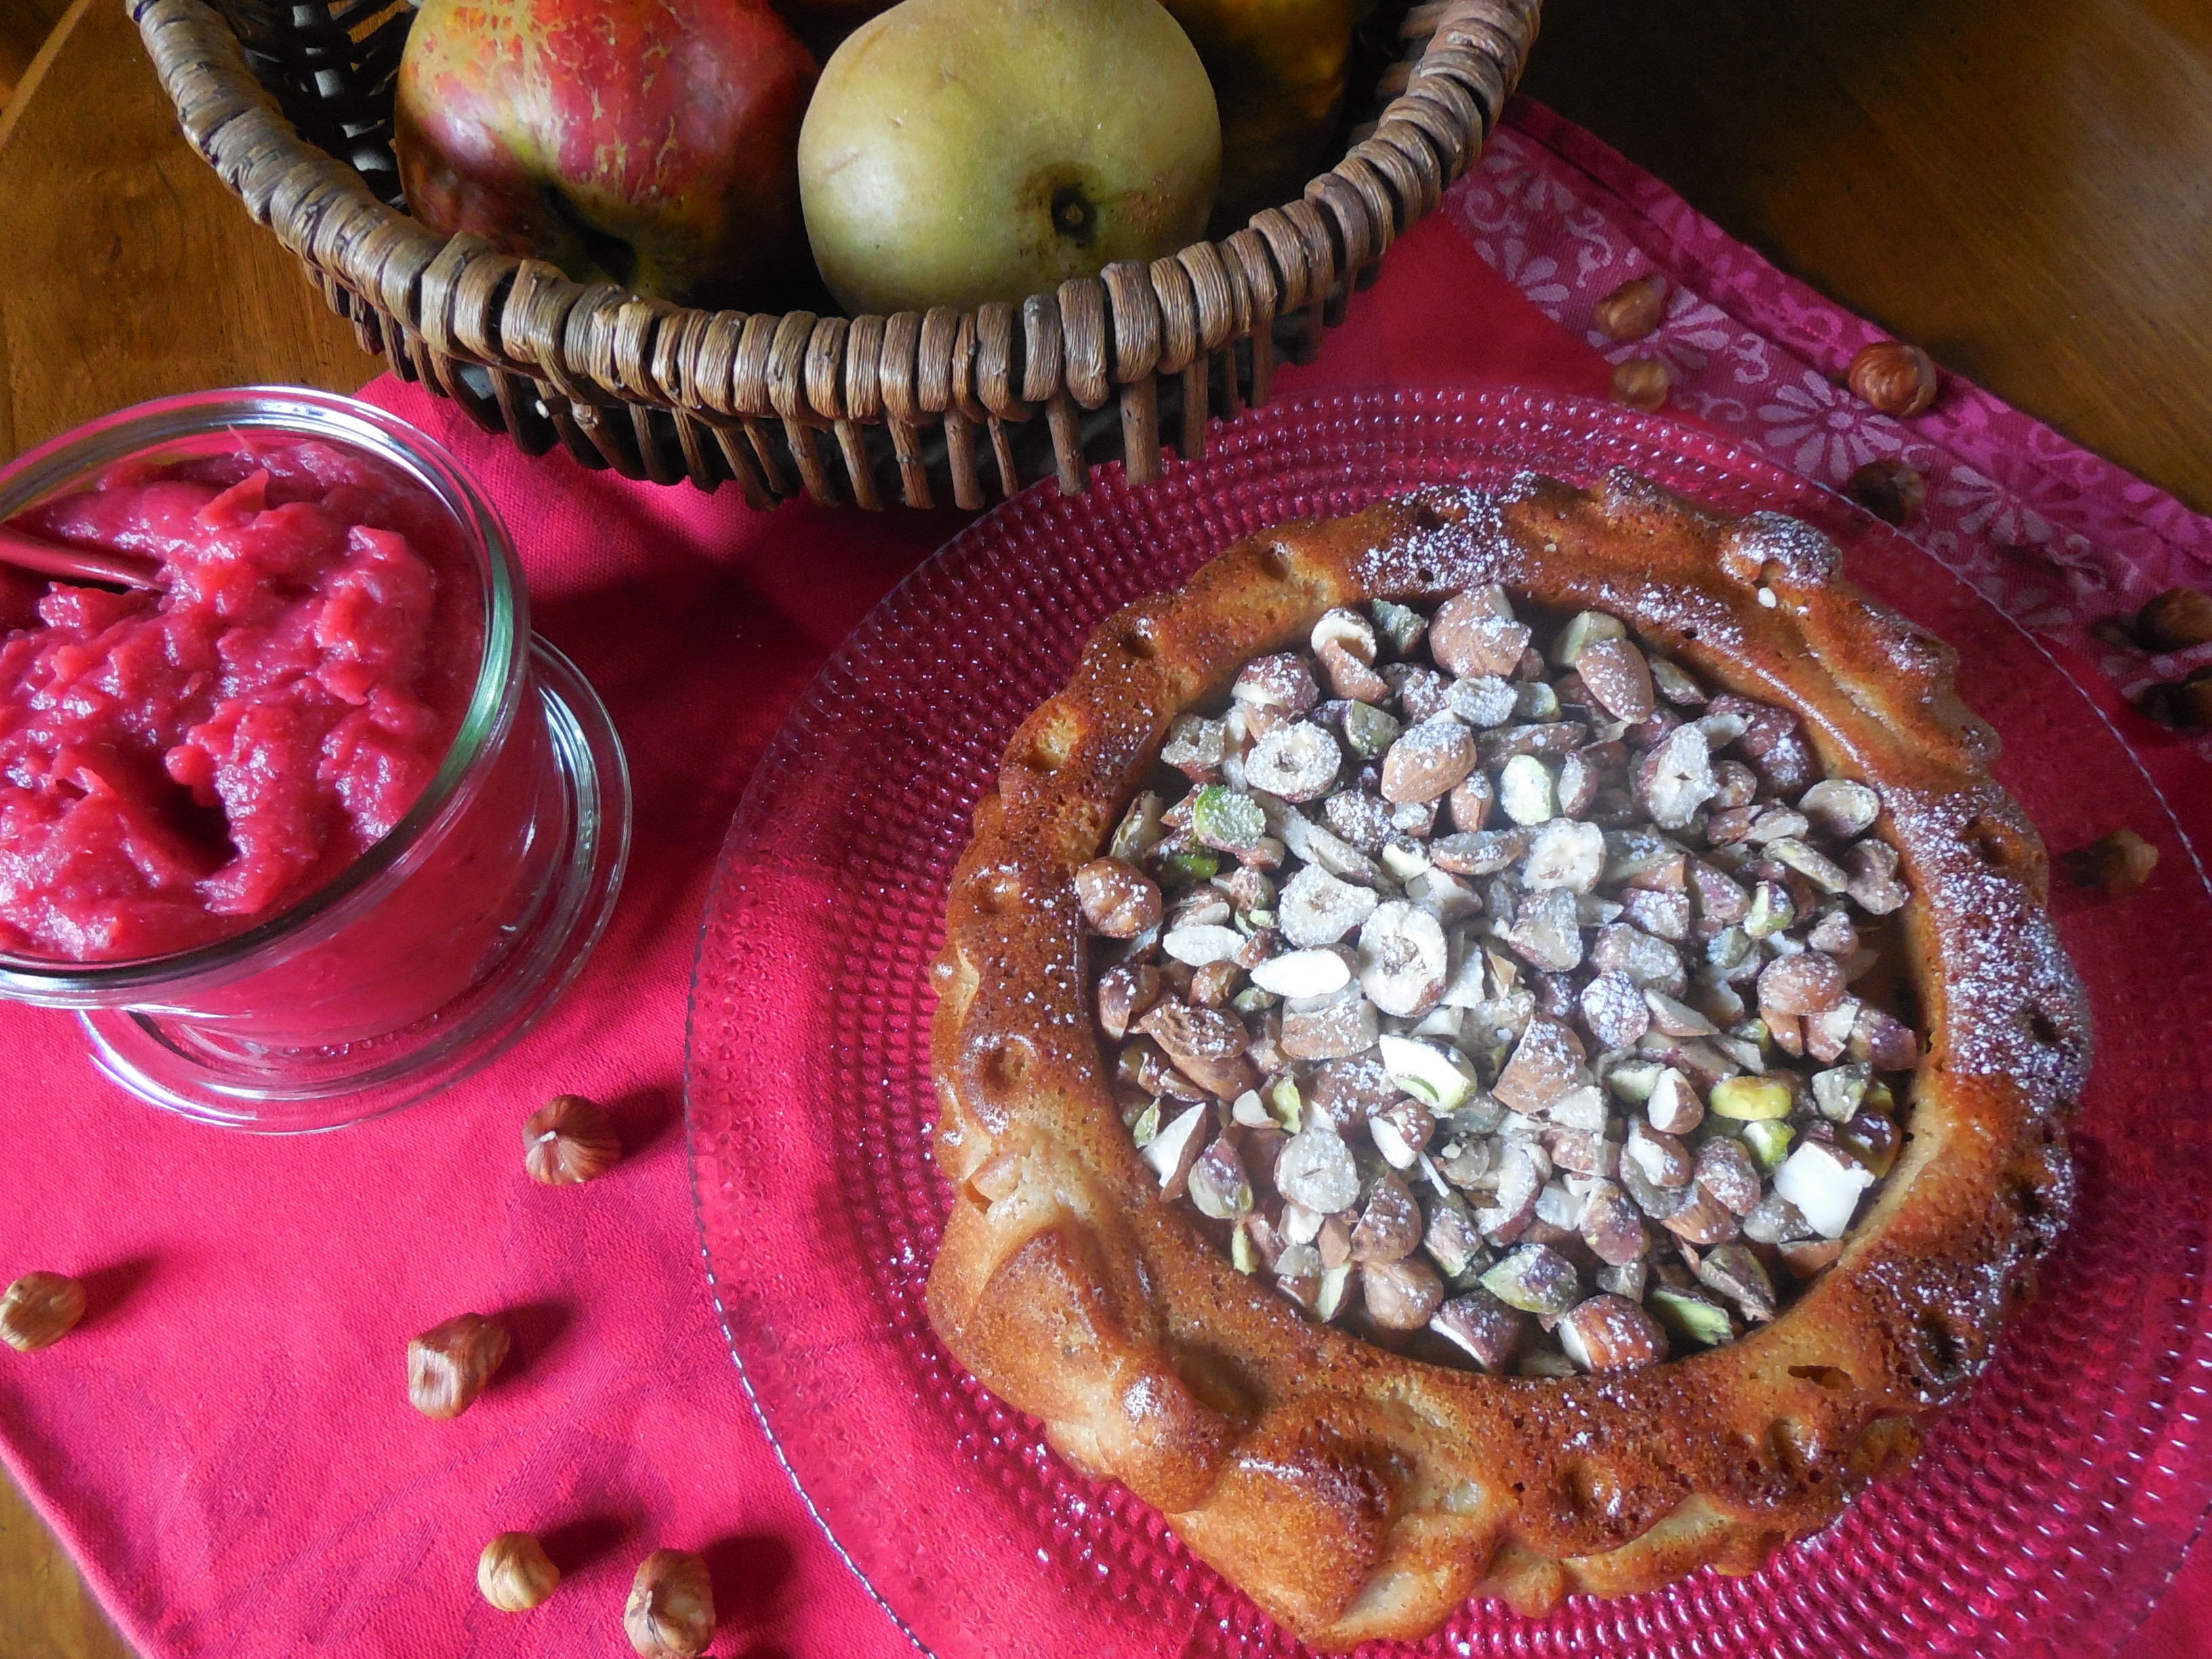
[1,97,2206,1659]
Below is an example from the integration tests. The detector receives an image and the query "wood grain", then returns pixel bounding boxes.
[1519,0,2212,513]
[0,0,70,107]
[0,1460,129,1659]
[0,0,368,470]
[1,1,2211,1653]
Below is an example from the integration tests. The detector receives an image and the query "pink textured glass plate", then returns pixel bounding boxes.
[686,388,2212,1659]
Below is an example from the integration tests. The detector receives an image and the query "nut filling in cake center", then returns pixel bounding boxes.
[1083,588,1922,1376]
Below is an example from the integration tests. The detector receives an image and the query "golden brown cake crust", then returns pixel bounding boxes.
[924,473,2088,1650]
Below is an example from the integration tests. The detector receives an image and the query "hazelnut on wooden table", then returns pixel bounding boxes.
[1593,276,1665,342]
[478,1531,560,1612]
[0,1271,85,1351]
[525,1092,621,1185]
[1847,340,1939,417]
[625,1548,716,1657]
[407,1312,511,1418]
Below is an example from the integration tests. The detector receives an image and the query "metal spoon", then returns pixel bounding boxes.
[0,521,162,592]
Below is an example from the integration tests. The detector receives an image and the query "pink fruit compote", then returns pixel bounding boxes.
[0,436,484,963]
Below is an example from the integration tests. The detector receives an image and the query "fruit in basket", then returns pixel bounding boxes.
[393,0,817,308]
[1159,0,1370,230]
[797,0,1221,315]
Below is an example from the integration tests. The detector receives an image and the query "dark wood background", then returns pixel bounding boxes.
[1518,0,2212,514]
[3,0,2211,1652]
[0,0,67,104]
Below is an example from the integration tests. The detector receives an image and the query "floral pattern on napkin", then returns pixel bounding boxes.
[1456,100,2212,752]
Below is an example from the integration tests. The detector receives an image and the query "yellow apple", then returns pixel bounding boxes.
[798,0,1221,315]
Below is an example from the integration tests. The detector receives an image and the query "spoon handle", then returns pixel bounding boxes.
[0,522,163,592]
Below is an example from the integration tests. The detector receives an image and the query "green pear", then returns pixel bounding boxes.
[798,0,1221,315]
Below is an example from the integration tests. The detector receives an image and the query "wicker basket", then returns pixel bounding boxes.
[131,0,1540,508]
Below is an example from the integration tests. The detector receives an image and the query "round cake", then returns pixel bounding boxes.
[925,472,2088,1649]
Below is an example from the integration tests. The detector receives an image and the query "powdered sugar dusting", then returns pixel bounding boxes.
[1726,513,1841,588]
[1393,716,1469,764]
[1349,487,1511,595]
[1884,784,2091,1101]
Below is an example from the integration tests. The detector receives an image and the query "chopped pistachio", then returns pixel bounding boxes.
[1479,1243,1580,1315]
[1154,846,1221,887]
[1744,880,1795,939]
[1513,680,1561,720]
[1739,1118,1795,1171]
[1108,791,1166,862]
[1769,837,1849,895]
[1377,1033,1477,1112]
[1708,1076,1793,1120]
[1230,1222,1258,1274]
[1341,701,1402,758]
[1316,1263,1355,1320]
[1647,1285,1734,1347]
[1706,925,1754,972]
[1265,1076,1305,1133]
[1812,1062,1871,1122]
[1370,598,1426,657]
[1130,1099,1162,1148]
[1192,785,1266,853]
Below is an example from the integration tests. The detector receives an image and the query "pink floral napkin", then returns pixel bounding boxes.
[1467,102,2212,769]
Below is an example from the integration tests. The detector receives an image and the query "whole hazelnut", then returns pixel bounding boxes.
[0,1272,86,1352]
[1612,358,1671,413]
[2177,665,2212,729]
[1845,457,1928,527]
[624,1548,716,1658]
[478,1531,560,1612]
[1594,276,1664,342]
[407,1312,510,1419]
[2064,828,2158,897]
[2138,587,2212,652]
[525,1092,621,1185]
[2133,682,2181,726]
[1847,340,1938,417]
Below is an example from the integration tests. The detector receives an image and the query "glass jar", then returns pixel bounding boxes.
[0,388,630,1129]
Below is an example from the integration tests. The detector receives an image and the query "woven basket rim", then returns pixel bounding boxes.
[132,0,1542,504]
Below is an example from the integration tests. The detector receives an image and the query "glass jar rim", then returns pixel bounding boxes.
[0,386,527,995]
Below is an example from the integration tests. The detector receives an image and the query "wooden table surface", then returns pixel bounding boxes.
[3,1,2211,1652]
